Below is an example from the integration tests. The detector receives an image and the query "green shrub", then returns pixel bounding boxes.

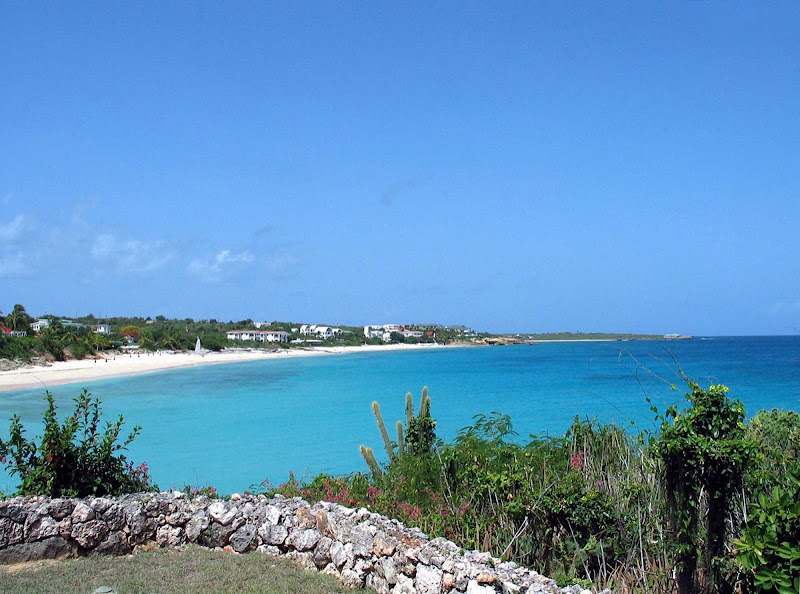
[0,390,155,497]
[736,472,800,594]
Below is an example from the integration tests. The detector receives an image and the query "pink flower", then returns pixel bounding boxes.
[570,451,585,471]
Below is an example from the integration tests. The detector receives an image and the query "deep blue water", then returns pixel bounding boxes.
[1,337,798,495]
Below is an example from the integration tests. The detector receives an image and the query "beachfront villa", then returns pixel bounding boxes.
[92,324,112,334]
[364,325,384,339]
[0,325,27,337]
[31,319,50,332]
[226,329,289,343]
[299,324,343,340]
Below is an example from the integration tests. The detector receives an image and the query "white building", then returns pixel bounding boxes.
[92,324,111,334]
[31,319,50,332]
[364,325,384,339]
[300,324,342,340]
[226,330,289,343]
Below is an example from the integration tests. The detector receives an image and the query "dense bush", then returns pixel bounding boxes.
[0,390,155,497]
[271,381,800,593]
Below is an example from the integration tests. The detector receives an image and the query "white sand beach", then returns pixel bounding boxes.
[0,343,452,392]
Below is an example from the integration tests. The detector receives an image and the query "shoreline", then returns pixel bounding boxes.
[0,343,457,393]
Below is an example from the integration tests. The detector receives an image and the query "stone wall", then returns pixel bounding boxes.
[0,492,595,594]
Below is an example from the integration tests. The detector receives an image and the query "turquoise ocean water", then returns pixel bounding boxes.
[1,336,798,495]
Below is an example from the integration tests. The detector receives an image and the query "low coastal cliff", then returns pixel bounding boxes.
[0,492,603,594]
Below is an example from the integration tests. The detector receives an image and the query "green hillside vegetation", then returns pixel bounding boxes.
[275,385,800,594]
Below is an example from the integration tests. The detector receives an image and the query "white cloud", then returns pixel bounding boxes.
[90,233,176,274]
[188,249,255,283]
[0,215,26,242]
[0,252,26,276]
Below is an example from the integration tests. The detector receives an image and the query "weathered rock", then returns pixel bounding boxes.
[443,572,457,590]
[349,526,374,558]
[416,565,444,594]
[185,511,210,542]
[467,580,497,594]
[89,497,113,515]
[71,520,109,549]
[296,506,317,529]
[373,533,397,557]
[313,536,333,569]
[0,536,76,564]
[477,572,497,584]
[394,574,416,594]
[95,531,130,555]
[286,528,321,551]
[0,500,29,523]
[25,515,60,541]
[264,504,282,525]
[197,521,235,548]
[156,525,184,547]
[229,524,256,553]
[0,517,24,548]
[207,501,238,526]
[366,572,390,594]
[285,550,316,571]
[71,502,95,523]
[47,498,74,520]
[375,556,399,585]
[330,540,348,569]
[258,523,288,546]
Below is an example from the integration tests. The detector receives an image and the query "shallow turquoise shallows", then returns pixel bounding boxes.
[1,336,798,495]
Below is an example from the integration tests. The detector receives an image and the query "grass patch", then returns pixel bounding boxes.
[0,545,369,594]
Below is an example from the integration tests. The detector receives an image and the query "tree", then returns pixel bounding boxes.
[120,325,142,342]
[0,390,154,497]
[653,381,754,594]
[6,303,32,333]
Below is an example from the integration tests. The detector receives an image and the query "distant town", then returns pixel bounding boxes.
[0,302,689,365]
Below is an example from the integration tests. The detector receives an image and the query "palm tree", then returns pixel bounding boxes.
[6,304,31,332]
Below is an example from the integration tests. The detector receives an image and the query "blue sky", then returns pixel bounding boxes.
[1,3,798,335]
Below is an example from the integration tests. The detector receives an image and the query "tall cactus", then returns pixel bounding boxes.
[372,401,394,461]
[360,386,436,475]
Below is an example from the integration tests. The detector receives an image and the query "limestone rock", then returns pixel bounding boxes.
[71,520,109,549]
[207,501,238,526]
[95,531,130,556]
[467,580,497,594]
[71,502,95,523]
[47,499,74,520]
[198,521,235,548]
[0,500,29,523]
[0,536,76,563]
[185,512,210,542]
[286,528,321,551]
[313,536,333,569]
[258,523,288,546]
[366,573,390,594]
[0,517,24,548]
[416,565,443,594]
[156,525,184,548]
[330,540,348,569]
[394,574,415,594]
[229,524,256,553]
[25,515,60,542]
